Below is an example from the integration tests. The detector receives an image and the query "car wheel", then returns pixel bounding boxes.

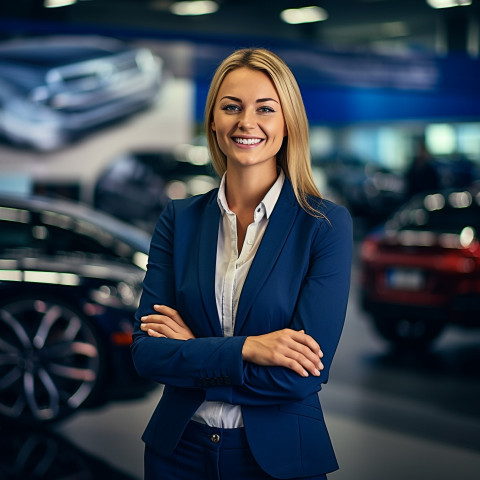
[0,296,105,424]
[372,316,445,349]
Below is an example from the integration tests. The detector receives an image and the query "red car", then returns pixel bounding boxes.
[359,184,480,348]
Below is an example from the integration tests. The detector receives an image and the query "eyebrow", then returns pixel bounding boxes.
[220,95,279,104]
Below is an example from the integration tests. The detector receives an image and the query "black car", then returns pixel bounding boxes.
[0,423,136,479]
[0,194,153,424]
[0,35,162,150]
[94,147,218,232]
[315,155,407,224]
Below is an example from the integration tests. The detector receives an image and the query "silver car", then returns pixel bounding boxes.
[0,35,163,150]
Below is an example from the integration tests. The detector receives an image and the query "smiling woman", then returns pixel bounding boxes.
[211,68,287,175]
[132,48,353,480]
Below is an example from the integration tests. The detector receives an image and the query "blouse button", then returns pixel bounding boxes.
[210,434,221,443]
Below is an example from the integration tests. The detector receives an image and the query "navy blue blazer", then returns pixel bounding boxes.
[131,178,352,478]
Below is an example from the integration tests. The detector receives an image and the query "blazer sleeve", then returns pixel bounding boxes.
[204,204,353,405]
[131,200,247,389]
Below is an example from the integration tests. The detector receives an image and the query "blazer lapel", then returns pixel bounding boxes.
[197,195,223,337]
[234,179,298,335]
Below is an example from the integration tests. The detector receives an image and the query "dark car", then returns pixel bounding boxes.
[315,155,407,224]
[0,35,162,150]
[359,184,480,348]
[0,194,153,424]
[94,147,218,233]
[0,423,136,479]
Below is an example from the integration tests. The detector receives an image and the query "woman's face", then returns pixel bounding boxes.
[211,67,286,171]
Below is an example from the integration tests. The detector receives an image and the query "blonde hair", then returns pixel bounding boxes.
[204,48,322,216]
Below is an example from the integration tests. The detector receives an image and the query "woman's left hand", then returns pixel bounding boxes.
[141,305,195,340]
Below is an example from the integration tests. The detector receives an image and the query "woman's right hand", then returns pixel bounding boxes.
[242,329,323,377]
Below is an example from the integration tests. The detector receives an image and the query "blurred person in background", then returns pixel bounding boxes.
[131,48,352,480]
[405,138,439,197]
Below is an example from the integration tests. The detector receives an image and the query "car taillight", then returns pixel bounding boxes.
[441,248,479,273]
[111,331,133,346]
[360,237,379,262]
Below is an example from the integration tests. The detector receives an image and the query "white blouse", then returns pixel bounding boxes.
[191,169,285,428]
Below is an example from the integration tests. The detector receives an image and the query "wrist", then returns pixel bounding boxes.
[241,336,250,360]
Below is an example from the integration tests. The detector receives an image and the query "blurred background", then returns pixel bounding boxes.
[0,1,479,479]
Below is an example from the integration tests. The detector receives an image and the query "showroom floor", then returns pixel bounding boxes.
[52,265,480,480]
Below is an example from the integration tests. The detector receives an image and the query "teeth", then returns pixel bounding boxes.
[234,138,262,145]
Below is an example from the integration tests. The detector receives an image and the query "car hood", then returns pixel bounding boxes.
[0,255,145,284]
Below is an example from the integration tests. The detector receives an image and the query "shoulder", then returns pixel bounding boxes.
[302,196,352,232]
[281,177,351,229]
[153,188,218,236]
[166,188,219,216]
[301,198,353,261]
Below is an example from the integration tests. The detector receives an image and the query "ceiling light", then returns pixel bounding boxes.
[170,1,219,16]
[426,0,472,9]
[44,0,77,7]
[281,6,328,25]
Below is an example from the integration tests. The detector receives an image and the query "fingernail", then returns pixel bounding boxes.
[314,369,320,376]
[302,369,309,377]
[141,316,146,321]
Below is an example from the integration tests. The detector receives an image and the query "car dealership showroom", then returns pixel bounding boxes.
[0,1,479,479]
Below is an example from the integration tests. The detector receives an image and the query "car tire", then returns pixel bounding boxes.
[0,296,106,424]
[372,316,445,349]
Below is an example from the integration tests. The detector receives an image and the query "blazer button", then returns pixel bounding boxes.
[210,434,220,443]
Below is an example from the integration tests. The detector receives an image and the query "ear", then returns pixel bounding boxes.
[211,119,216,131]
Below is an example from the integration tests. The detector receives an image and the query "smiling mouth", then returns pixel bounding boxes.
[233,137,264,145]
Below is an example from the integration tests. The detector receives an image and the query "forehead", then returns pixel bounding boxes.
[217,67,280,100]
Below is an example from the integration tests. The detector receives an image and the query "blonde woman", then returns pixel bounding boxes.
[132,48,352,480]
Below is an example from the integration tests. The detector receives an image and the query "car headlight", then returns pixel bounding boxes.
[7,97,59,124]
[90,282,140,308]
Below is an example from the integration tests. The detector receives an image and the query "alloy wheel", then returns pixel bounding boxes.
[0,297,103,423]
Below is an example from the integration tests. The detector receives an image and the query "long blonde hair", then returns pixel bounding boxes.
[204,48,322,216]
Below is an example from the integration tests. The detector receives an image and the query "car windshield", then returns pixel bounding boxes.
[388,190,480,234]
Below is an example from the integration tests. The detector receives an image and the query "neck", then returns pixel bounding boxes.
[225,163,278,214]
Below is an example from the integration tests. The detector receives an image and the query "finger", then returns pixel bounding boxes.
[294,337,323,369]
[279,331,322,371]
[153,305,192,330]
[141,322,176,336]
[153,307,195,339]
[287,333,324,371]
[280,346,321,377]
[142,315,185,334]
[142,314,173,325]
[288,344,323,374]
[290,330,322,356]
[156,315,186,334]
[274,354,309,378]
[148,329,166,338]
[141,314,166,324]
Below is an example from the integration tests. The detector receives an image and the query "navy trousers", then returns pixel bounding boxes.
[144,421,328,480]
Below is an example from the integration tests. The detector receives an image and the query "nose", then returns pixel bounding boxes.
[238,108,255,130]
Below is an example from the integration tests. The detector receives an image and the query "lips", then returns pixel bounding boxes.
[232,137,264,145]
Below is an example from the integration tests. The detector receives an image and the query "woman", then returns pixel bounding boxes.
[132,48,352,480]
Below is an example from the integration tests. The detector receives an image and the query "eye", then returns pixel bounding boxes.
[258,106,275,113]
[221,104,241,112]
